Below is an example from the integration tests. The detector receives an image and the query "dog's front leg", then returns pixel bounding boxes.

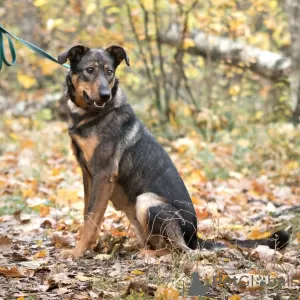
[82,166,92,220]
[58,171,115,260]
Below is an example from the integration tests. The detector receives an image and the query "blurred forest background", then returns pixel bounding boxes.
[1,0,300,122]
[1,1,300,299]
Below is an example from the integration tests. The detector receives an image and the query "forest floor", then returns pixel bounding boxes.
[0,110,300,300]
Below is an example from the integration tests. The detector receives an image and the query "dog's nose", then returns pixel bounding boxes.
[100,91,111,101]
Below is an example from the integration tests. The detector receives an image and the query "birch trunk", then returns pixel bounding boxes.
[159,23,291,81]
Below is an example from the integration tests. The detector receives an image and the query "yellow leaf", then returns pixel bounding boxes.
[255,111,263,120]
[229,85,241,96]
[33,0,48,7]
[248,229,271,239]
[33,250,47,259]
[9,133,20,141]
[46,18,64,31]
[17,297,25,300]
[131,269,144,275]
[51,167,64,176]
[264,19,276,30]
[21,139,34,149]
[39,204,50,217]
[183,105,192,117]
[57,189,79,204]
[39,59,60,75]
[17,72,36,89]
[169,114,178,129]
[296,232,300,243]
[183,38,195,49]
[229,296,241,300]
[287,161,299,170]
[21,188,35,199]
[141,0,153,10]
[86,3,96,15]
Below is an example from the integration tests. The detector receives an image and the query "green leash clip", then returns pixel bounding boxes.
[0,24,70,70]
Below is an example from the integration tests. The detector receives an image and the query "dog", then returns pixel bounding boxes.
[57,44,289,260]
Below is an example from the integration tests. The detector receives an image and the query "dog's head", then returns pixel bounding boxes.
[58,45,130,109]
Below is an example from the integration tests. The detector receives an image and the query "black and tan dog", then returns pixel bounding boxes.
[57,45,289,260]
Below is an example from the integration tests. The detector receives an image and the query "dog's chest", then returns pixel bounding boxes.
[69,129,99,170]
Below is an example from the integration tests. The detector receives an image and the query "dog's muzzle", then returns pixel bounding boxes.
[83,91,111,108]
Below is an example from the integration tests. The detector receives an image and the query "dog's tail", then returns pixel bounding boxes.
[197,230,290,250]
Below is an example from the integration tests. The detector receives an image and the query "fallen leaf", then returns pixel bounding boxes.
[17,72,36,89]
[20,260,43,269]
[131,269,144,275]
[155,286,179,300]
[33,250,47,259]
[0,266,22,277]
[40,219,53,229]
[126,281,157,296]
[94,254,112,261]
[0,235,12,250]
[76,273,92,282]
[52,232,75,248]
[248,229,271,239]
[251,245,282,262]
[57,287,69,295]
[38,204,50,217]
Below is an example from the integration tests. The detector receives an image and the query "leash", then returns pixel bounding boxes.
[0,24,70,70]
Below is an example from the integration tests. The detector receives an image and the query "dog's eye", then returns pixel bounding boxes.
[107,70,113,76]
[86,67,94,74]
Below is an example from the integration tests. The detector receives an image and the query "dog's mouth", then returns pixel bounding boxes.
[83,91,111,109]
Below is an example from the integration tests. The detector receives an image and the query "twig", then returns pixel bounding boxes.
[154,0,169,118]
[125,1,155,103]
[139,1,162,112]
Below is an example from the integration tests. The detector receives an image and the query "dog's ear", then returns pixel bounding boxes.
[105,45,130,68]
[58,45,90,65]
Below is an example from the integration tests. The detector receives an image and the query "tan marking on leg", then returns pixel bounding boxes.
[82,166,92,220]
[65,179,114,259]
[128,214,147,248]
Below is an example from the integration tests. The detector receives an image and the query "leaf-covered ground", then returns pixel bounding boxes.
[0,114,300,300]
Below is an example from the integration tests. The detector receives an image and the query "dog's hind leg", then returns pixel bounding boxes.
[125,211,147,248]
[135,193,192,252]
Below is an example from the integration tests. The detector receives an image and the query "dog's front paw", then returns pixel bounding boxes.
[57,249,80,261]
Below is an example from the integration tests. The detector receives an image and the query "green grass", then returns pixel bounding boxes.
[0,195,33,216]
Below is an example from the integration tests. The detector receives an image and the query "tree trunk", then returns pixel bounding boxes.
[286,0,300,123]
[159,23,291,81]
